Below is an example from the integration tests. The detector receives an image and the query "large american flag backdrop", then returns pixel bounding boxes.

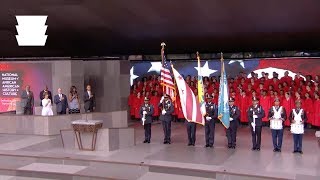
[130,58,320,84]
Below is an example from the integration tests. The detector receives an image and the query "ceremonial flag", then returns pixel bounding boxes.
[172,66,205,125]
[218,54,230,128]
[160,44,175,100]
[196,52,206,116]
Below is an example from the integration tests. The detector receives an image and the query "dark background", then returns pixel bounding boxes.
[1,0,320,57]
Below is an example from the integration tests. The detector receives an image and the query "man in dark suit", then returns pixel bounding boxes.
[248,97,265,151]
[140,97,154,143]
[159,94,174,144]
[227,97,240,149]
[21,85,34,115]
[204,95,218,148]
[40,85,52,106]
[54,88,68,115]
[84,85,96,112]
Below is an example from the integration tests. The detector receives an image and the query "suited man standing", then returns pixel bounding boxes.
[140,97,154,143]
[54,88,68,115]
[84,85,96,112]
[248,97,265,151]
[40,85,52,106]
[21,85,34,115]
[159,94,174,144]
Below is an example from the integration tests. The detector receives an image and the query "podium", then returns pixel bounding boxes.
[71,120,103,151]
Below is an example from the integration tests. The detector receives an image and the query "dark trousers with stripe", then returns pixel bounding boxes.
[205,120,215,146]
[271,129,283,150]
[186,122,196,145]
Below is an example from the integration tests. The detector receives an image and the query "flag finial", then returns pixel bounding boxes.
[196,51,200,58]
[161,42,166,49]
[220,52,224,60]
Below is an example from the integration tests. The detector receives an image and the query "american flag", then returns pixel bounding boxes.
[160,53,175,100]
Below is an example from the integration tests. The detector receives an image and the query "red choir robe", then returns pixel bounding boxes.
[239,95,250,123]
[303,98,314,124]
[280,76,293,85]
[260,95,271,122]
[133,97,144,119]
[313,99,320,127]
[150,95,160,117]
[281,97,295,126]
[294,77,304,86]
[128,93,136,116]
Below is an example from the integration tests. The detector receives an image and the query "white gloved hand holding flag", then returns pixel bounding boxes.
[142,118,146,125]
[160,96,164,103]
[162,109,166,115]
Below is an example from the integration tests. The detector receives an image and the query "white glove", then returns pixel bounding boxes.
[142,118,146,125]
[160,96,164,103]
[205,117,212,121]
[229,118,233,121]
[143,111,147,115]
[251,122,256,127]
[162,109,166,115]
[253,115,258,119]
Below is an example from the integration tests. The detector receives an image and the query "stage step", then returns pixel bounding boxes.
[0,175,57,180]
[148,165,217,179]
[0,154,148,179]
[138,172,214,180]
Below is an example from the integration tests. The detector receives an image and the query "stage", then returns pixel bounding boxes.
[0,121,318,180]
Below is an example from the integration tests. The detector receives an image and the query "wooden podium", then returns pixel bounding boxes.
[71,120,103,151]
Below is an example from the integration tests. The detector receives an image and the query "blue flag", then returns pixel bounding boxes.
[218,58,230,128]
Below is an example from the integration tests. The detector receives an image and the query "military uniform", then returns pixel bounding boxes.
[204,97,218,148]
[140,98,154,143]
[227,98,240,149]
[248,97,265,151]
[159,95,174,144]
[289,101,307,154]
[268,101,287,152]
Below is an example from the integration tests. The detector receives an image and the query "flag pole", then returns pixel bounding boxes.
[218,52,224,120]
[161,42,166,94]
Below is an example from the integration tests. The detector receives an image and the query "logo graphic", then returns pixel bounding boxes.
[15,16,48,46]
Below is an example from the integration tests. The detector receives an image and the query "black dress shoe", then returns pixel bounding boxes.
[147,141,150,143]
[278,149,281,152]
[205,144,210,148]
[256,148,260,151]
[251,148,256,151]
[192,144,195,146]
[299,151,303,154]
[143,140,147,143]
[293,151,297,153]
[273,148,277,152]
[188,143,192,146]
[228,145,232,149]
[168,142,171,144]
[209,145,214,148]
[163,141,168,144]
[232,146,236,149]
